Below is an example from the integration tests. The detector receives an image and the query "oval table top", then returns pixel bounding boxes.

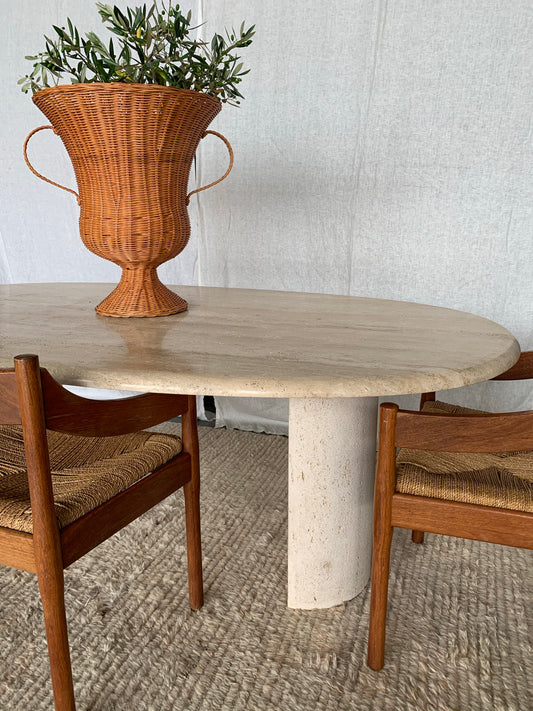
[0,283,520,398]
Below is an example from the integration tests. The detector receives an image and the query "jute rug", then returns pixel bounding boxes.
[0,425,531,710]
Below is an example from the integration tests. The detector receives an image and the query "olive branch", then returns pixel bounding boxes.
[19,2,255,106]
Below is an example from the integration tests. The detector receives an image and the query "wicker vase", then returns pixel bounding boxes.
[24,83,233,317]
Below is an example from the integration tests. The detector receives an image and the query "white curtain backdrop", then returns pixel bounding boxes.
[1,1,532,432]
[195,0,533,432]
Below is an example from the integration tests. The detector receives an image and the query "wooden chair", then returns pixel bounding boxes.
[0,354,202,710]
[367,351,533,671]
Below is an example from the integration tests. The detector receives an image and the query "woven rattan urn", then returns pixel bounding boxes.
[24,83,232,317]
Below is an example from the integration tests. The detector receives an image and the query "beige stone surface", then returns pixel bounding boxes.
[0,283,519,397]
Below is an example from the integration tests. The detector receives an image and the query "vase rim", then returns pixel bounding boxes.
[32,82,221,106]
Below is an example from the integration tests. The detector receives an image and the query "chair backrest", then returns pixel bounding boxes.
[0,369,22,424]
[393,405,533,453]
[1,353,190,435]
[39,368,190,436]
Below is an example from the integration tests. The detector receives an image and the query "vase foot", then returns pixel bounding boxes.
[95,268,188,318]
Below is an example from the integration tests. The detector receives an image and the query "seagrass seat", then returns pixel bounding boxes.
[396,400,533,513]
[0,354,203,711]
[0,425,185,532]
[367,350,533,671]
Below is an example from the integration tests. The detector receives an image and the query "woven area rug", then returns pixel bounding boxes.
[0,425,531,710]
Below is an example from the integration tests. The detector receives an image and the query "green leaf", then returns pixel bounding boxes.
[52,25,68,41]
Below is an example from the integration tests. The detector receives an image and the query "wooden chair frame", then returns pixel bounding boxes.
[367,351,533,671]
[0,354,202,711]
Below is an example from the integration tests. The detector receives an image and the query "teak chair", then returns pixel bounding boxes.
[0,354,202,711]
[368,351,533,671]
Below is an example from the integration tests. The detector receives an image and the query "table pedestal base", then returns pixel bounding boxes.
[287,397,378,609]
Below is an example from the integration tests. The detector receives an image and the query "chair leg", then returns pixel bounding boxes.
[411,530,425,544]
[181,396,203,611]
[184,481,203,610]
[367,524,393,671]
[37,565,76,711]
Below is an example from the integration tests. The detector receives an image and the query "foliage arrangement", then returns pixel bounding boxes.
[19,2,255,105]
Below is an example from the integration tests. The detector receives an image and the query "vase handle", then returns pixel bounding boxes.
[23,125,81,205]
[186,130,234,205]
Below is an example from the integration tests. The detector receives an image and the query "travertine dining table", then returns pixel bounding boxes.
[0,283,519,609]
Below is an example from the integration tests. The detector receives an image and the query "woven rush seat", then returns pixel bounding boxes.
[396,400,533,513]
[0,425,182,533]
